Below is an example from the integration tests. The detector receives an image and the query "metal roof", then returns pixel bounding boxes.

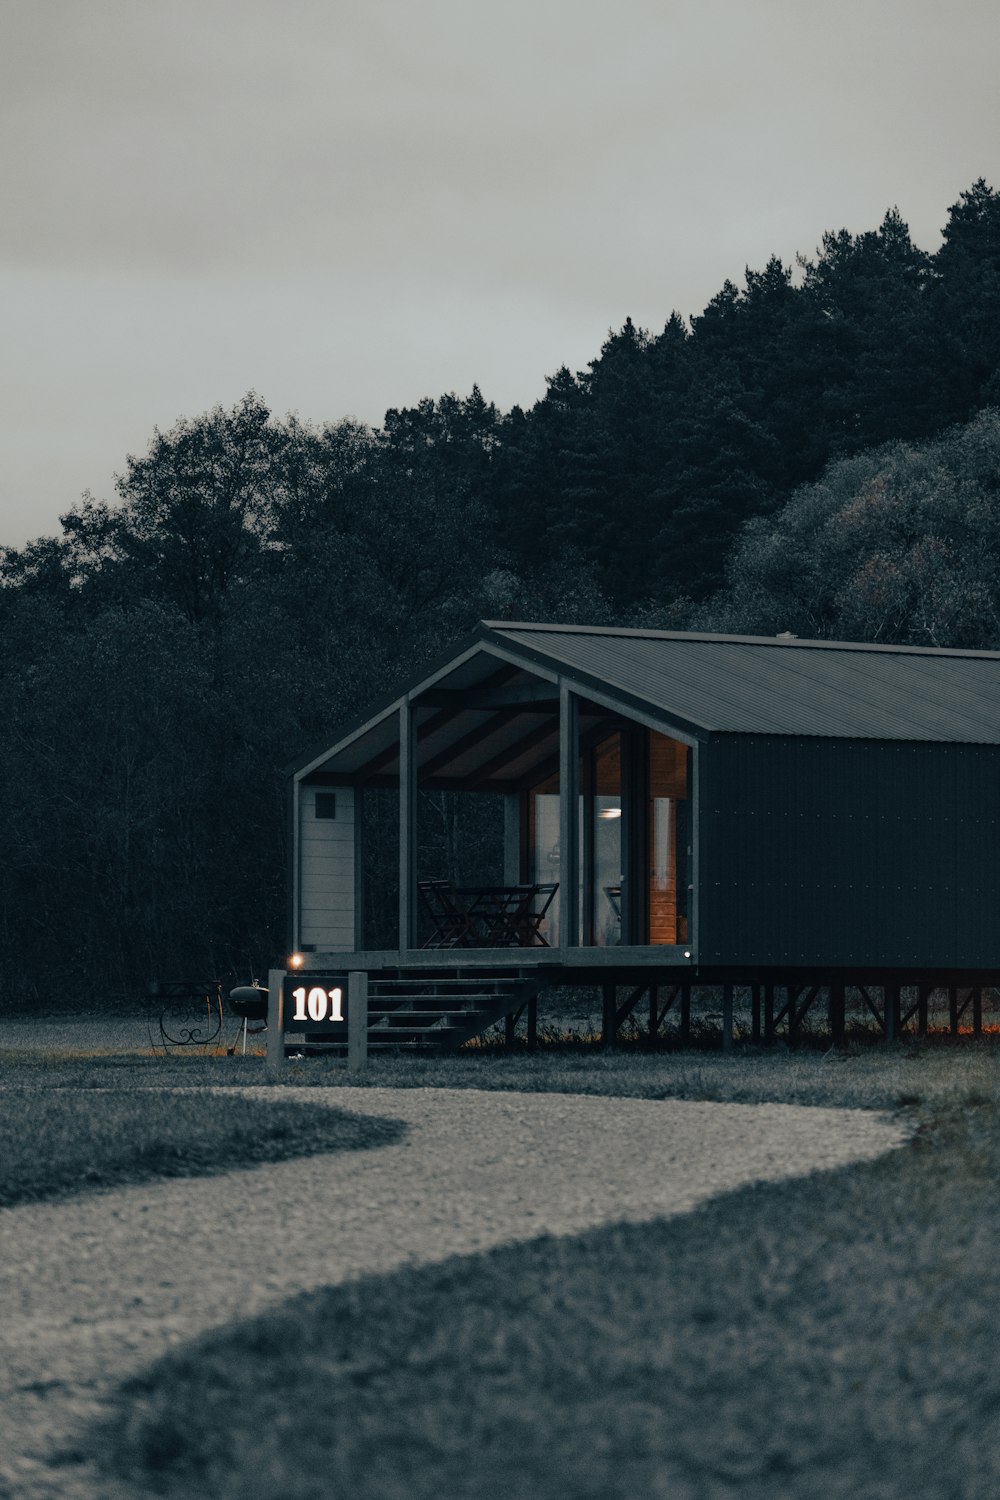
[485,624,1000,743]
[291,622,1000,781]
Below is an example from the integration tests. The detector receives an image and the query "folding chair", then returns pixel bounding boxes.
[418,879,477,948]
[515,882,559,946]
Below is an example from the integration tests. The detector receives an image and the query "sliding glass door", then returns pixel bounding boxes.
[527,725,690,948]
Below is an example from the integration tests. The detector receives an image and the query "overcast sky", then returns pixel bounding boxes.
[2,0,998,548]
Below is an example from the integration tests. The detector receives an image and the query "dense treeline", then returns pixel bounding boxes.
[3,181,1000,1006]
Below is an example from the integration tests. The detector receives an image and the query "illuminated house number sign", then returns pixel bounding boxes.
[291,985,344,1023]
[282,975,349,1032]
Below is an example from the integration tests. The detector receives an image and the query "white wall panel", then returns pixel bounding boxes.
[298,785,355,950]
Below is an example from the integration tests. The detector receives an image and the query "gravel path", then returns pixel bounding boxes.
[0,1086,907,1499]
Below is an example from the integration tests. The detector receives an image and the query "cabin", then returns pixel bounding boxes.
[281,622,1000,1050]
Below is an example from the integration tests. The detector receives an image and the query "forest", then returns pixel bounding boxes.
[3,179,1000,1006]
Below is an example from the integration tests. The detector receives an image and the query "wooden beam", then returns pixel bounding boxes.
[654,985,681,1036]
[774,986,796,1034]
[469,719,559,789]
[602,983,616,1050]
[505,1007,517,1049]
[360,666,523,781]
[917,984,929,1039]
[900,987,922,1030]
[558,683,580,950]
[419,712,515,779]
[418,683,558,710]
[858,985,883,1031]
[885,982,898,1042]
[399,700,417,950]
[829,979,845,1047]
[360,706,452,780]
[615,983,647,1030]
[722,982,733,1054]
[514,716,624,793]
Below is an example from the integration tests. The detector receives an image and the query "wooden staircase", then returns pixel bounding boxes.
[304,974,544,1055]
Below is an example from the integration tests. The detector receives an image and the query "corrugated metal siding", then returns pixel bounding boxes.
[498,628,1000,744]
[699,737,1000,968]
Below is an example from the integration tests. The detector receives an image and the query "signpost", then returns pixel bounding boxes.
[267,969,368,1073]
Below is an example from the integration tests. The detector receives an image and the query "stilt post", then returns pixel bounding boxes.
[680,983,691,1045]
[829,979,846,1047]
[763,982,774,1042]
[722,982,733,1054]
[504,1008,517,1050]
[602,984,616,1050]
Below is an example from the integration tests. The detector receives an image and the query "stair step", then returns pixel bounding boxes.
[288,976,543,1055]
[370,1002,503,1014]
[371,976,524,985]
[367,978,524,990]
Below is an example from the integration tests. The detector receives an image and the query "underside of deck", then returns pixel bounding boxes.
[283,953,1000,1054]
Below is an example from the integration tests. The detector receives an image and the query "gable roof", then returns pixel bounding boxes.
[489,623,1000,742]
[291,622,1000,783]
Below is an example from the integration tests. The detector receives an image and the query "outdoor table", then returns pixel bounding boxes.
[419,881,558,948]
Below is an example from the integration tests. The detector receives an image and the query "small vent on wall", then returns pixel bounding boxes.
[315,793,338,819]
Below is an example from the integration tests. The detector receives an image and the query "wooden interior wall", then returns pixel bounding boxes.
[648,731,688,945]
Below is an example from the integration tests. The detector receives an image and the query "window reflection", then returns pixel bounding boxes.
[648,731,689,945]
[527,727,690,948]
[593,733,622,946]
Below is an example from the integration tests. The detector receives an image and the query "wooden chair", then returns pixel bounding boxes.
[418,879,477,948]
[514,882,559,947]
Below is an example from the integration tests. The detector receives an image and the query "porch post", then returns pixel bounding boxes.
[558,682,580,951]
[353,785,365,950]
[399,699,418,951]
[266,967,286,1075]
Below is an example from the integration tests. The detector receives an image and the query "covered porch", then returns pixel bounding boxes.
[291,648,697,975]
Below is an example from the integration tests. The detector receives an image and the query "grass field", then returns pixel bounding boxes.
[0,1078,404,1205]
[5,1036,1000,1498]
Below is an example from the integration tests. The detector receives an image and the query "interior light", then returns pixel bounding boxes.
[598,808,622,820]
[289,952,305,969]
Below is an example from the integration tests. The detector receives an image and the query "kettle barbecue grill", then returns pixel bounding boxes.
[229,984,269,1054]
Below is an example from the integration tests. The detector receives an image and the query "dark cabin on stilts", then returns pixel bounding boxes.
[279,622,1000,1053]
